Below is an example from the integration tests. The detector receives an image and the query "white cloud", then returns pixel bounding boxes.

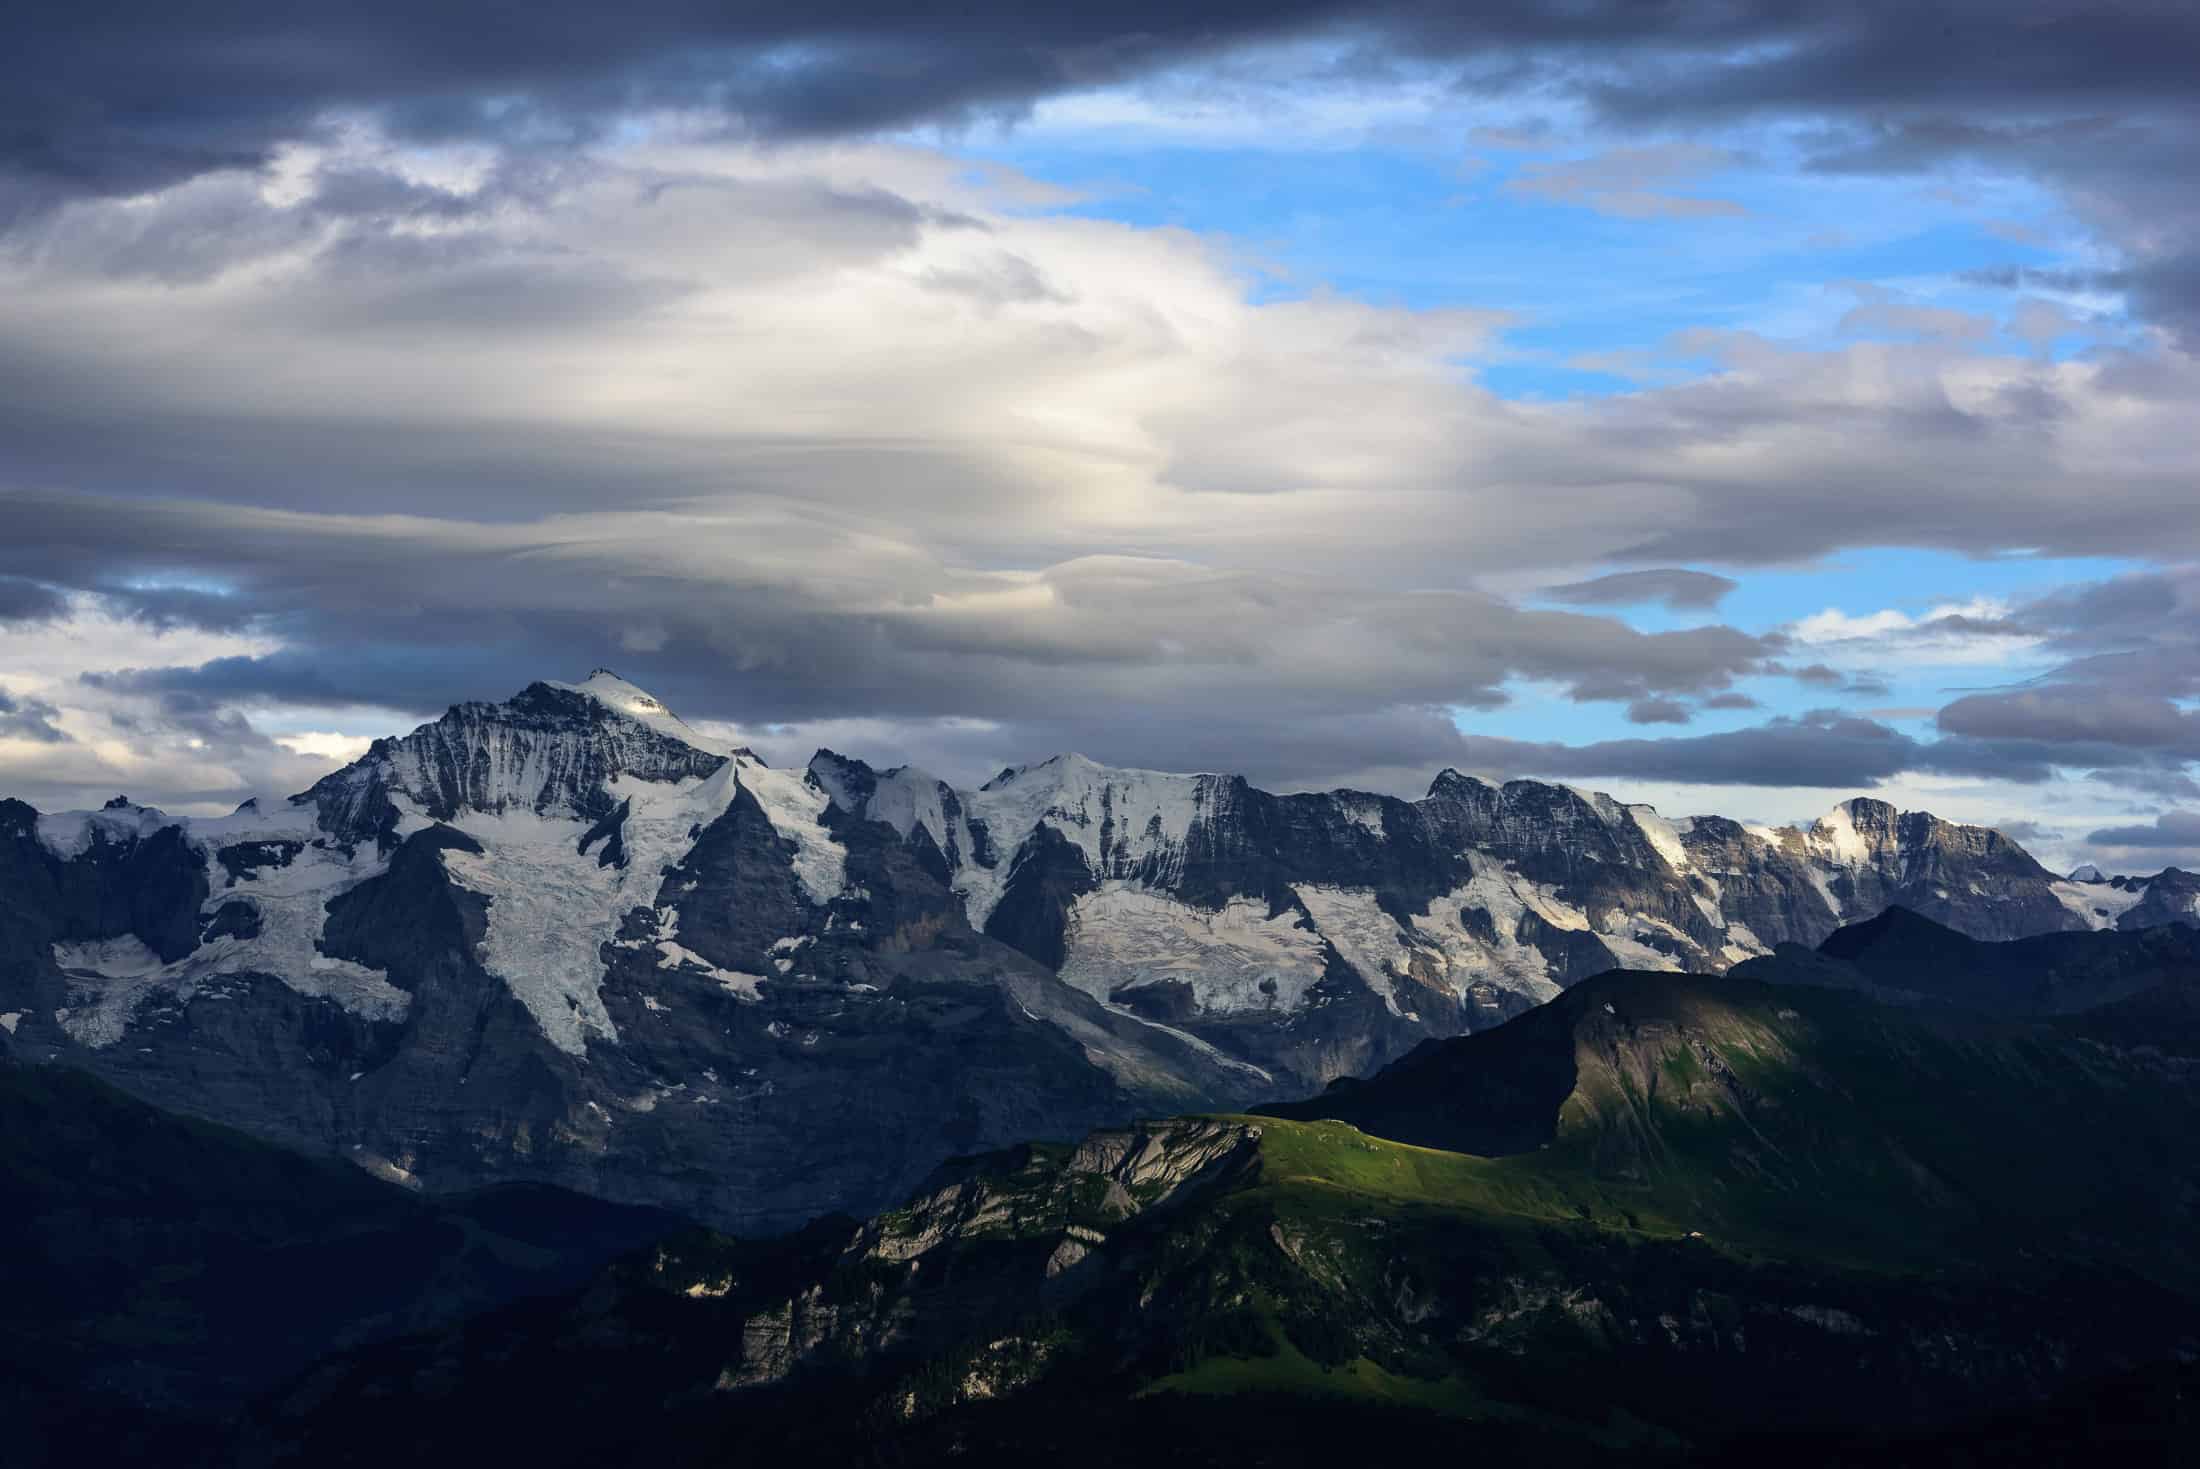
[3,130,2198,823]
[1788,597,2045,669]
[273,731,376,763]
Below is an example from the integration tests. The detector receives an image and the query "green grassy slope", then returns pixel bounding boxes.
[1258,968,2200,1277]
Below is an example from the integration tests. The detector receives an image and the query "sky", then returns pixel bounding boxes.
[2,2,2198,873]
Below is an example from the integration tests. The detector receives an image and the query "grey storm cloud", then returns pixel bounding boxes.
[1446,710,2061,791]
[0,689,68,744]
[2086,811,2200,850]
[1541,568,1738,612]
[1928,566,2200,795]
[0,576,67,624]
[1938,689,2200,756]
[13,488,1780,746]
[6,1,2198,350]
[1624,698,1691,725]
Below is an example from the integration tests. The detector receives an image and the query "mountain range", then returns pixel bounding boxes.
[5,669,2195,1233]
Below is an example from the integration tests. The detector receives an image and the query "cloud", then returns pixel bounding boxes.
[1625,697,1690,725]
[5,139,2198,583]
[1838,300,1993,345]
[1938,689,2200,756]
[3,7,2199,815]
[0,690,68,744]
[14,487,1780,769]
[1787,599,2046,672]
[1444,709,2059,791]
[2086,810,2200,849]
[0,576,65,624]
[1541,568,1737,611]
[0,135,2193,811]
[2,2,2195,342]
[1506,145,1745,220]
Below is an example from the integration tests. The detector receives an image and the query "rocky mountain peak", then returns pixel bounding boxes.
[297,673,729,843]
[1425,767,1494,798]
[537,669,715,749]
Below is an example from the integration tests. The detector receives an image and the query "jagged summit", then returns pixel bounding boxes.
[539,669,722,754]
[293,674,732,843]
[1426,767,1496,796]
[980,750,1226,790]
[2068,863,2106,882]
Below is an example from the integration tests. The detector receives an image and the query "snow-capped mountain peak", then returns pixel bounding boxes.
[541,669,725,755]
[297,674,730,842]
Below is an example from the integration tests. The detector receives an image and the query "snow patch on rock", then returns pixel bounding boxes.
[1808,801,1874,866]
[543,669,730,754]
[1628,805,1692,875]
[1296,874,1570,1017]
[49,832,405,1048]
[2050,877,2146,930]
[441,764,741,1056]
[1057,883,1328,1016]
[734,753,845,904]
[34,801,178,860]
[959,755,1215,927]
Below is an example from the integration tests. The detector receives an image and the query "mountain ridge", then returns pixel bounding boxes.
[5,669,2189,1232]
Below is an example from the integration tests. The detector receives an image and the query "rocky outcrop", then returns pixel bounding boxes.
[689,1119,1263,1389]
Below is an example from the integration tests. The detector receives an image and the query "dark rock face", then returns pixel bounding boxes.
[2112,867,2200,931]
[0,800,210,963]
[1797,800,2074,940]
[1732,905,2200,1019]
[815,752,2108,1089]
[0,671,2163,1233]
[983,825,1099,970]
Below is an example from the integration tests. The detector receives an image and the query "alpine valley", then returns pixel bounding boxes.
[4,670,2194,1236]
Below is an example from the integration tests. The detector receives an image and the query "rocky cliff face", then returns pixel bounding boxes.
[810,747,2104,1088]
[0,670,2144,1230]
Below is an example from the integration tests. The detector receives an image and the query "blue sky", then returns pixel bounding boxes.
[959,115,2113,403]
